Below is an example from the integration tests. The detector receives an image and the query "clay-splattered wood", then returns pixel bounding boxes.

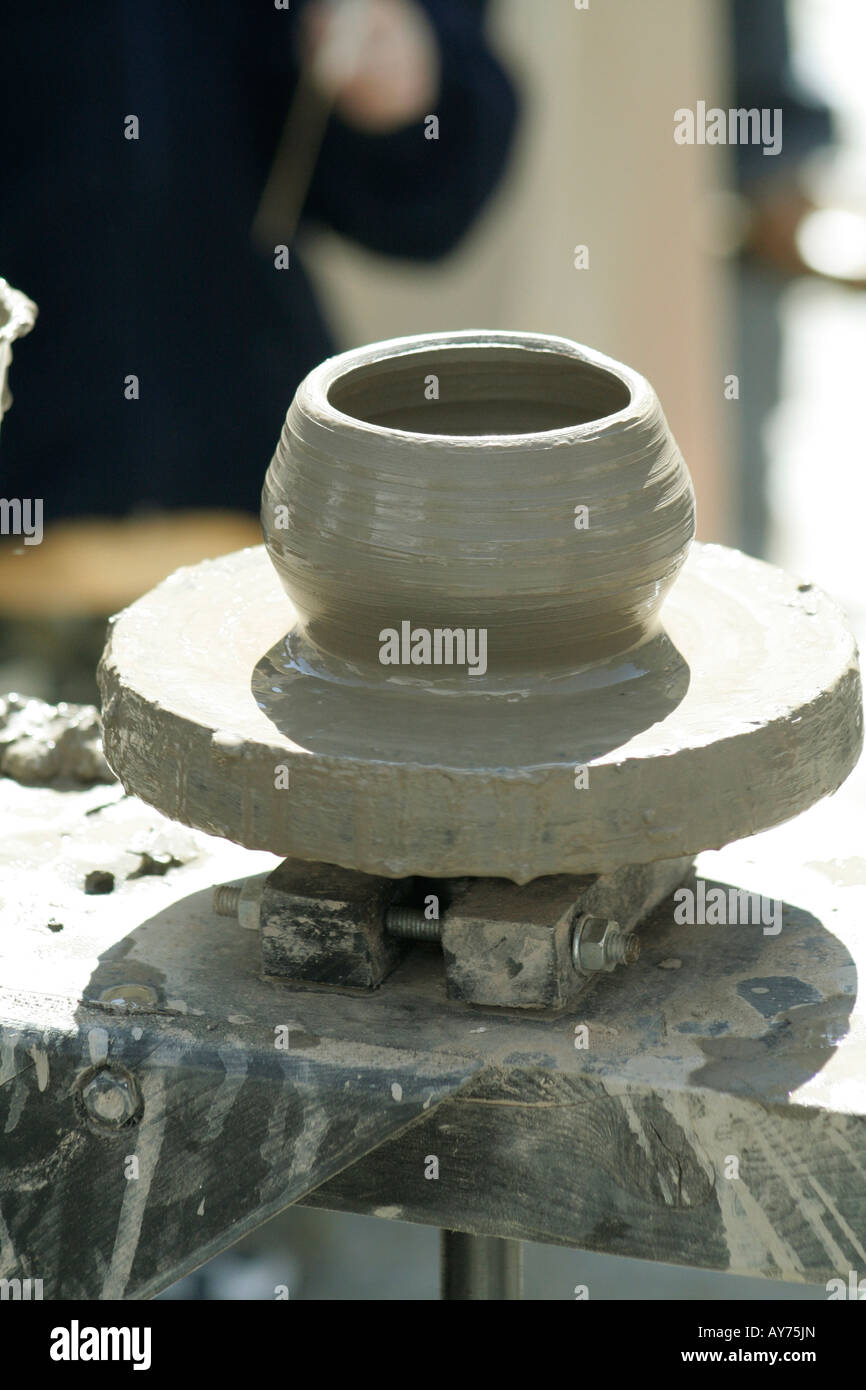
[0,1007,478,1300]
[2,775,866,1295]
[302,1066,866,1283]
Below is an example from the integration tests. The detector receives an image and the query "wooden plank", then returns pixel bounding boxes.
[0,1007,479,1300]
[303,1064,866,1284]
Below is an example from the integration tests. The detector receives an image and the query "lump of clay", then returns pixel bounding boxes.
[0,278,37,427]
[0,694,116,786]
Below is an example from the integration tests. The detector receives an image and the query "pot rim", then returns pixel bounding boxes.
[295,329,651,450]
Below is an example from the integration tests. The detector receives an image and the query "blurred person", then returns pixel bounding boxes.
[0,0,517,519]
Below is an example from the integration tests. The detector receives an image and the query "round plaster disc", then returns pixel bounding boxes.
[98,542,862,883]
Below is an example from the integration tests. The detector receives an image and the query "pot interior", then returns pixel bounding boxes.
[327,343,631,437]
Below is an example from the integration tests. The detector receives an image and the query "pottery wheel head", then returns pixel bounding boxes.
[261,331,696,681]
[99,333,862,882]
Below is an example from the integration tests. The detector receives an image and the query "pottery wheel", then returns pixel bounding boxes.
[98,541,861,883]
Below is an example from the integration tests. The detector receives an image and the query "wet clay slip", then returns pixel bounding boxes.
[99,331,862,882]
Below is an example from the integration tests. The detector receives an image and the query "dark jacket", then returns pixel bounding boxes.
[0,1,518,515]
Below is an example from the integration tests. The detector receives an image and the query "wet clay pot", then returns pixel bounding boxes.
[261,331,696,679]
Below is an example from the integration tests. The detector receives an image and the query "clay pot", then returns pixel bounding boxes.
[262,330,695,678]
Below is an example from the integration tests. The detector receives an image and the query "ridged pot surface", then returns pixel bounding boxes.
[261,331,695,676]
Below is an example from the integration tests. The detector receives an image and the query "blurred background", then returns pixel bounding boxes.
[1,0,865,1298]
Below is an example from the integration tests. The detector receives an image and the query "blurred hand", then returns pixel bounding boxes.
[301,0,441,133]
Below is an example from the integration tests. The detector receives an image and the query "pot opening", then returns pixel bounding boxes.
[327,343,631,437]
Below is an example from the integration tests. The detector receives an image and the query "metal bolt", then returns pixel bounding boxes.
[385,906,443,941]
[213,884,241,916]
[571,914,640,974]
[81,1067,141,1128]
[212,874,267,930]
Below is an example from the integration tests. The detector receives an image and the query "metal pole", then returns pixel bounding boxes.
[440,1230,523,1300]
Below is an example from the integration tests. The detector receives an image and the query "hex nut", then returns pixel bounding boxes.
[237,875,265,932]
[572,914,640,974]
[213,873,268,929]
[77,1065,143,1131]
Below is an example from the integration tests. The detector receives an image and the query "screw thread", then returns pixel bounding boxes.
[213,884,242,917]
[385,906,442,940]
[607,931,640,965]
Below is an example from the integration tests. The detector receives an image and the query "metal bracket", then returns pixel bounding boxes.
[216,855,693,1010]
